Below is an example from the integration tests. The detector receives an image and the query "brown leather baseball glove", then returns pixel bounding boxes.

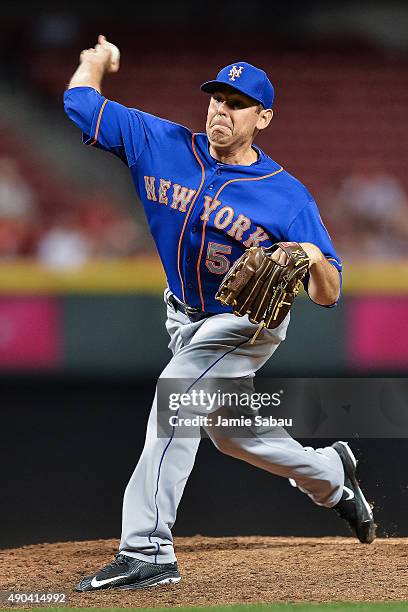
[215,242,310,336]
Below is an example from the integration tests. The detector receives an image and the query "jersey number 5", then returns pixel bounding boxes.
[205,242,232,275]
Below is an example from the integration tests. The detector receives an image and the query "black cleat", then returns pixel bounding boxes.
[75,554,181,592]
[332,441,376,544]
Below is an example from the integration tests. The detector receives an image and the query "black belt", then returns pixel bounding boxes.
[166,292,214,323]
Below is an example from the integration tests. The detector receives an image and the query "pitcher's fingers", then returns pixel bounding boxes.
[271,248,287,266]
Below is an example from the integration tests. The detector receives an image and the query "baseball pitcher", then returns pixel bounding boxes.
[64,36,375,592]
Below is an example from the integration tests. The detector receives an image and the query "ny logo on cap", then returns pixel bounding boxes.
[228,65,244,82]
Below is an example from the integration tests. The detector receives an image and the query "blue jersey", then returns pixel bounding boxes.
[64,87,342,313]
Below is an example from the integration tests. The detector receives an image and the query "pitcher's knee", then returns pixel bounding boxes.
[211,436,242,458]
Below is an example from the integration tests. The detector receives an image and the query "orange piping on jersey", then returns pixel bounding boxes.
[196,166,284,311]
[176,133,205,303]
[91,99,108,145]
[327,257,342,269]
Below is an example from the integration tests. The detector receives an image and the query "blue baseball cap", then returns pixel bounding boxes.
[201,61,274,108]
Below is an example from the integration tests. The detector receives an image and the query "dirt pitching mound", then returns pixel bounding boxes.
[1,536,407,608]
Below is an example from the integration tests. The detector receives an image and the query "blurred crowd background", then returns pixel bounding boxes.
[0,1,407,377]
[0,1,407,266]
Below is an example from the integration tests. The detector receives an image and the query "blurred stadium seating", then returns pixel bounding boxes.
[0,11,407,374]
[0,121,144,260]
[26,45,408,191]
[2,21,406,262]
